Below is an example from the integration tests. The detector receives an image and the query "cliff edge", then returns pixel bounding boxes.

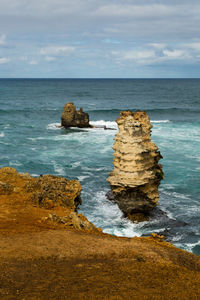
[107,110,164,221]
[0,167,200,299]
[0,167,97,232]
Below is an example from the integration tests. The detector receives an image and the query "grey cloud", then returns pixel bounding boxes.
[0,0,200,41]
[0,57,10,64]
[0,34,6,45]
[40,46,76,56]
[1,0,200,77]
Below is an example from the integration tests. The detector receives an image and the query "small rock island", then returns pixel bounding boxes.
[107,110,164,221]
[61,102,91,128]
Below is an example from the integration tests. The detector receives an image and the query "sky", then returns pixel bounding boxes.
[1,0,200,78]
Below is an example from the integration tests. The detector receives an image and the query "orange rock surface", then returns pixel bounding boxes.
[0,167,200,299]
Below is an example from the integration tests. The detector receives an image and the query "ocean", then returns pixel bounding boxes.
[0,78,199,255]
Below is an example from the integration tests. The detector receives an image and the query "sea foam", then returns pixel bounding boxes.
[90,120,117,129]
[151,120,170,123]
[46,123,61,130]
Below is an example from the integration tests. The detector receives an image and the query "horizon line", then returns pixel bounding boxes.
[0,77,200,80]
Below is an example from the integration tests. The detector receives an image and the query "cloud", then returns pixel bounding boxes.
[184,43,200,51]
[40,46,75,56]
[148,43,166,49]
[0,34,6,45]
[45,56,56,62]
[111,44,194,65]
[111,49,156,65]
[95,4,176,18]
[29,60,38,65]
[162,49,186,59]
[0,57,10,64]
[0,1,200,40]
[1,1,200,77]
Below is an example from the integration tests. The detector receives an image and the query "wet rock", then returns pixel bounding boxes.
[141,207,188,241]
[107,110,164,221]
[61,102,91,128]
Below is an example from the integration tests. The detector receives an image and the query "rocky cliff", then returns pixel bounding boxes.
[107,110,164,221]
[61,102,91,128]
[0,167,96,231]
[1,167,200,299]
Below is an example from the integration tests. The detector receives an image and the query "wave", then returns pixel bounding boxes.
[175,241,200,254]
[82,190,140,238]
[151,120,170,123]
[91,119,170,127]
[0,108,60,113]
[1,107,200,115]
[46,119,171,132]
[90,120,117,129]
[46,122,61,130]
[0,132,5,137]
[88,107,200,113]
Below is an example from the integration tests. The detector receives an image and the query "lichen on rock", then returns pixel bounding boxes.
[25,174,82,209]
[107,110,164,221]
[61,102,91,128]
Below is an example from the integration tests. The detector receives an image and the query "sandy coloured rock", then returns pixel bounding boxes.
[107,110,164,221]
[61,102,91,128]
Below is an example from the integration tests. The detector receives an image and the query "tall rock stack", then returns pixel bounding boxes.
[107,111,164,221]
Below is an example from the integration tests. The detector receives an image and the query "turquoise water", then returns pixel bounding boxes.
[0,79,200,255]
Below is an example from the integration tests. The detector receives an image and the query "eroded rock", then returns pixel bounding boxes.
[107,110,164,221]
[0,167,100,233]
[61,102,91,128]
[0,167,81,210]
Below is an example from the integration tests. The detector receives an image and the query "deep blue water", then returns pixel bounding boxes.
[0,79,200,255]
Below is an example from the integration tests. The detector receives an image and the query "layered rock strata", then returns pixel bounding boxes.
[61,102,91,128]
[107,111,164,221]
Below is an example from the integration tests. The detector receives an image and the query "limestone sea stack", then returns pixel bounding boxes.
[107,110,164,221]
[61,102,91,128]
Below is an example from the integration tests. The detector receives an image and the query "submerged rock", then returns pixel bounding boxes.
[61,102,91,128]
[107,110,164,221]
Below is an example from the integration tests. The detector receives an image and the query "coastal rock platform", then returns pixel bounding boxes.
[0,167,200,299]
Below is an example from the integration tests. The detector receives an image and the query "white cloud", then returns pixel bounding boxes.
[184,43,200,51]
[123,50,155,60]
[40,46,75,56]
[19,56,28,61]
[163,49,186,59]
[112,49,156,65]
[29,60,38,65]
[0,57,10,64]
[45,56,56,62]
[111,45,193,66]
[149,43,167,49]
[0,34,6,45]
